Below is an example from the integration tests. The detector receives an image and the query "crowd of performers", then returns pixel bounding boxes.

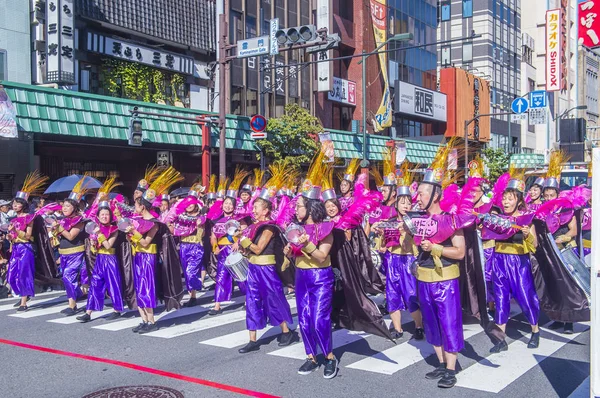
[1,140,592,386]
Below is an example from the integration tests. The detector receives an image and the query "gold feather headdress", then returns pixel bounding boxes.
[206,175,218,200]
[96,177,122,205]
[396,161,416,197]
[382,147,397,186]
[341,158,360,183]
[301,150,328,200]
[15,171,49,201]
[137,165,163,193]
[68,174,94,202]
[217,176,230,199]
[370,165,384,188]
[468,155,486,178]
[422,137,458,186]
[543,150,570,190]
[142,167,184,204]
[321,163,337,202]
[258,162,289,201]
[506,164,527,193]
[226,167,251,198]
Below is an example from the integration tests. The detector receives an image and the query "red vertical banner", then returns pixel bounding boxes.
[579,1,600,48]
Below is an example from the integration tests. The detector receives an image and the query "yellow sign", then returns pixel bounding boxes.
[370,0,392,132]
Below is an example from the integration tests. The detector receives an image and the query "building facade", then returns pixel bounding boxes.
[438,0,523,152]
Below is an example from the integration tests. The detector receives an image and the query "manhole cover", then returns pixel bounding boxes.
[82,385,184,398]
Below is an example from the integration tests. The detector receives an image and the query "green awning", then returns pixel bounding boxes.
[510,153,545,168]
[328,129,440,164]
[2,81,253,149]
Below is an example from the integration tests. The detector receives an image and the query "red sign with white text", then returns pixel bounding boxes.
[579,1,600,48]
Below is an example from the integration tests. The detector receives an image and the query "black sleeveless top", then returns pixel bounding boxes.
[59,224,85,249]
[497,231,524,244]
[418,237,454,269]
[252,225,278,256]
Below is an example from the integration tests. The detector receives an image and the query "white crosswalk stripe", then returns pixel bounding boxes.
[0,294,67,313]
[0,291,59,304]
[199,316,299,349]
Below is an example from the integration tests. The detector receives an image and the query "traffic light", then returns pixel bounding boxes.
[275,25,318,46]
[128,115,143,146]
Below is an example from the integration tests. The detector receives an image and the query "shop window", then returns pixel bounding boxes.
[463,42,473,63]
[441,46,451,66]
[463,0,473,18]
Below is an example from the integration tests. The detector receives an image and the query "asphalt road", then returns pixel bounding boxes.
[0,288,591,398]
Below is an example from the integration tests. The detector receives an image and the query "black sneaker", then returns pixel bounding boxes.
[13,296,30,307]
[139,322,158,334]
[323,358,338,379]
[438,370,457,388]
[278,331,296,347]
[298,358,320,375]
[414,327,425,341]
[16,305,28,312]
[489,339,508,354]
[238,341,260,354]
[132,322,147,333]
[208,308,222,316]
[76,313,91,323]
[105,312,121,321]
[527,332,540,349]
[425,363,447,380]
[61,307,77,316]
[563,322,574,334]
[548,321,564,330]
[184,297,198,307]
[390,329,404,340]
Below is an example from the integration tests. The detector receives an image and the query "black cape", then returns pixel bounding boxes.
[531,219,590,322]
[156,222,185,311]
[202,219,218,280]
[461,223,506,344]
[331,228,393,343]
[31,216,62,285]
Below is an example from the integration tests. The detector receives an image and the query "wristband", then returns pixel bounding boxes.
[558,235,572,243]
[431,244,444,258]
[302,241,317,255]
[130,231,143,245]
[97,233,107,245]
[17,230,26,240]
[240,237,252,249]
[56,225,65,234]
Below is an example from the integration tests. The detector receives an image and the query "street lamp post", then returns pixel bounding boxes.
[357,33,413,168]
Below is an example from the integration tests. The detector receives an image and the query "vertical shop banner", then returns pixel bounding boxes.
[319,132,335,163]
[0,86,18,139]
[546,9,562,92]
[579,1,600,48]
[370,0,392,132]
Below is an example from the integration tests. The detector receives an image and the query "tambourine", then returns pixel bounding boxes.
[224,219,241,236]
[402,215,418,235]
[117,218,133,232]
[44,215,57,226]
[0,223,9,233]
[285,224,305,244]
[85,221,98,235]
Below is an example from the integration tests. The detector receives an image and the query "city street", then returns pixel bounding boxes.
[0,286,590,398]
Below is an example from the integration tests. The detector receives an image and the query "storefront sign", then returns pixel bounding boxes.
[316,0,332,92]
[157,151,172,167]
[0,86,18,139]
[546,9,562,92]
[394,81,447,122]
[86,32,194,75]
[371,0,393,131]
[46,0,76,84]
[579,1,600,48]
[237,36,269,58]
[328,77,357,106]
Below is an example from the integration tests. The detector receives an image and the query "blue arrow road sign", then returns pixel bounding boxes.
[511,97,529,114]
[529,90,547,109]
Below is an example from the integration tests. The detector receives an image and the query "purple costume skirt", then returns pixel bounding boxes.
[61,251,85,300]
[484,246,495,303]
[179,243,204,292]
[7,243,35,297]
[214,245,246,302]
[418,278,464,353]
[245,263,293,330]
[87,254,124,312]
[385,253,419,313]
[295,267,334,357]
[491,252,540,326]
[133,252,157,309]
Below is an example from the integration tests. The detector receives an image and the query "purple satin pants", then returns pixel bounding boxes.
[133,252,157,309]
[245,263,293,330]
[61,251,85,300]
[295,267,334,357]
[214,245,246,302]
[87,254,124,312]
[418,278,464,353]
[492,253,540,326]
[385,252,419,313]
[179,243,204,292]
[484,246,495,303]
[7,243,35,297]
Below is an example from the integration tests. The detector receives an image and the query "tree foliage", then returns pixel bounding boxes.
[257,103,323,167]
[482,147,510,183]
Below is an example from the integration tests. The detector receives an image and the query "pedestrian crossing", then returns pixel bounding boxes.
[0,289,590,394]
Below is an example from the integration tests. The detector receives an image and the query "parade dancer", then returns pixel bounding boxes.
[338,158,360,211]
[526,177,545,211]
[6,171,48,311]
[482,169,540,352]
[412,141,466,389]
[237,166,295,353]
[77,182,124,322]
[283,151,338,379]
[380,162,423,340]
[50,176,90,316]
[173,184,206,307]
[209,171,248,316]
[129,167,183,334]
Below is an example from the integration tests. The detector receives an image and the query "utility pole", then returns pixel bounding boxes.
[218,0,232,180]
